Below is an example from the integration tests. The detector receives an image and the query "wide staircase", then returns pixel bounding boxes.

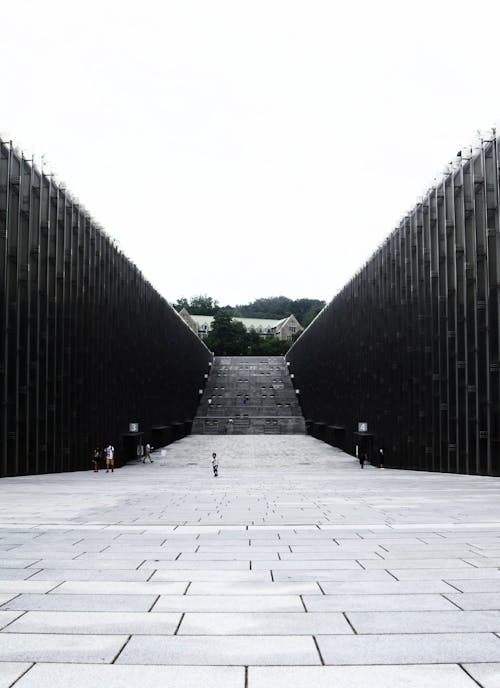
[192,356,306,434]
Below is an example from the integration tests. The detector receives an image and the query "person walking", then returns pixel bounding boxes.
[105,444,115,473]
[378,447,385,468]
[143,442,153,464]
[92,445,101,472]
[211,452,218,477]
[359,451,367,469]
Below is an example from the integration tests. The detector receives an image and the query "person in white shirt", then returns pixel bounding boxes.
[143,442,153,464]
[105,444,115,473]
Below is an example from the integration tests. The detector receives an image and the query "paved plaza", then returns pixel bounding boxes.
[1,436,500,686]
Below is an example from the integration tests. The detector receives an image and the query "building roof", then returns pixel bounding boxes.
[189,314,292,330]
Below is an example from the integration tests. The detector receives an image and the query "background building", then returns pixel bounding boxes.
[179,309,303,341]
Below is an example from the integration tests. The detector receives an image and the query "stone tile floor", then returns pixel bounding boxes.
[1,435,500,686]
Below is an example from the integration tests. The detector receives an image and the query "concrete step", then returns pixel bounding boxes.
[193,355,305,435]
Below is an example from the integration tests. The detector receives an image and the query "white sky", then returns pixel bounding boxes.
[1,0,499,306]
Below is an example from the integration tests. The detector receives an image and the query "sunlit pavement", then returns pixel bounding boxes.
[1,435,500,687]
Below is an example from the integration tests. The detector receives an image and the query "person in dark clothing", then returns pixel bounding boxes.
[211,452,218,477]
[378,447,385,468]
[92,445,101,472]
[359,451,367,469]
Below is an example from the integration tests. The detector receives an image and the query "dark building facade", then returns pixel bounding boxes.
[287,136,500,476]
[0,138,212,477]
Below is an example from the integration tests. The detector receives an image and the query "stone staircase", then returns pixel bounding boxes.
[192,356,306,434]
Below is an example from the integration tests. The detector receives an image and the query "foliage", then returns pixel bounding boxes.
[206,311,292,356]
[236,296,325,326]
[173,294,219,315]
[205,311,248,355]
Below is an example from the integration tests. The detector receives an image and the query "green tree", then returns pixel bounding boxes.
[173,294,219,315]
[206,311,248,355]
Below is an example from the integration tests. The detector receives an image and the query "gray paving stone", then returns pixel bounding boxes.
[279,552,380,560]
[153,594,303,612]
[13,664,244,688]
[390,568,500,580]
[178,552,277,560]
[445,593,500,610]
[252,560,362,570]
[358,558,475,569]
[272,570,392,582]
[187,581,321,595]
[346,609,500,633]
[2,593,158,612]
[26,559,144,569]
[150,570,270,582]
[0,633,127,662]
[462,663,500,687]
[0,611,24,630]
[5,611,180,634]
[0,662,32,688]
[117,634,320,665]
[179,611,352,635]
[448,579,500,593]
[317,632,500,664]
[0,570,39,581]
[0,560,39,568]
[141,560,250,570]
[0,594,16,606]
[53,581,187,595]
[28,569,151,581]
[198,546,290,552]
[248,665,478,687]
[317,580,456,594]
[303,593,457,611]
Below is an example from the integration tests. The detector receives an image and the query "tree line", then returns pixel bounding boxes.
[173,294,325,328]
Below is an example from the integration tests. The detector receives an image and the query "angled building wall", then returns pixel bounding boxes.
[0,139,212,477]
[287,136,500,476]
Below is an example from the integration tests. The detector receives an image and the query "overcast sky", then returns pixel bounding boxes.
[1,0,499,306]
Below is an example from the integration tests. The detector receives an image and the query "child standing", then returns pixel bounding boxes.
[211,452,218,477]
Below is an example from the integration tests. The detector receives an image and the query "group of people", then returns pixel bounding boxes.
[92,445,115,472]
[92,442,155,472]
[358,447,385,469]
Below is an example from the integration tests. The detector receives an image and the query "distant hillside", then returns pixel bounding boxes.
[173,295,325,327]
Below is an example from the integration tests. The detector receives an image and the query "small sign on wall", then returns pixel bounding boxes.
[358,422,368,433]
[129,422,139,433]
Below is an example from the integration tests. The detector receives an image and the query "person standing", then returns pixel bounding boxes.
[359,451,366,469]
[92,445,101,472]
[143,442,153,464]
[105,444,115,473]
[211,452,218,477]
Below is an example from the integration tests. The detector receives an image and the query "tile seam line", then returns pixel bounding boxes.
[0,609,28,631]
[111,634,132,663]
[459,663,487,687]
[312,635,325,665]
[7,661,35,687]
